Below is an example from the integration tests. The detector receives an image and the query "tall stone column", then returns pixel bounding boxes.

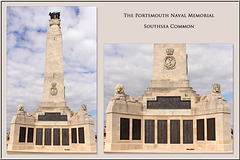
[41,11,66,107]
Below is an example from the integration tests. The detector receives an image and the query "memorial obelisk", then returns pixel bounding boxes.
[41,11,66,108]
[8,11,96,153]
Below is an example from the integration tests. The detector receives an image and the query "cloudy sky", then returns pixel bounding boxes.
[6,6,96,132]
[104,44,233,126]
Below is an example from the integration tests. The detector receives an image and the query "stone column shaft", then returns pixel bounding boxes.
[42,16,65,105]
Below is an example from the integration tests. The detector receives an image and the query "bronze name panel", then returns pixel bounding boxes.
[132,119,141,140]
[53,128,60,145]
[45,129,51,145]
[38,112,67,121]
[157,120,167,144]
[207,118,216,140]
[78,127,85,143]
[27,128,34,143]
[183,120,193,144]
[71,128,77,143]
[170,120,180,144]
[145,120,155,143]
[19,127,26,142]
[120,118,130,140]
[197,119,204,140]
[36,128,43,145]
[62,129,69,145]
[147,96,191,109]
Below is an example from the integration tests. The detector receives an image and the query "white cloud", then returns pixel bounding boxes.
[187,44,233,95]
[6,6,96,132]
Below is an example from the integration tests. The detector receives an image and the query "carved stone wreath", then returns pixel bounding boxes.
[50,82,58,96]
[164,56,176,70]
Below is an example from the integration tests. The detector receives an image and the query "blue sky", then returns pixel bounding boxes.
[6,6,97,132]
[104,44,233,127]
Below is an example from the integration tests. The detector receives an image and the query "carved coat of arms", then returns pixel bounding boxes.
[50,82,58,96]
[164,48,176,70]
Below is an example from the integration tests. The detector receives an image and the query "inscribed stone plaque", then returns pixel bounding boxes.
[183,120,193,144]
[45,129,51,145]
[120,118,130,140]
[207,118,216,140]
[147,96,191,109]
[19,127,26,142]
[71,128,77,143]
[53,128,60,145]
[78,127,85,143]
[38,112,67,121]
[27,128,34,143]
[145,120,155,143]
[170,120,180,144]
[197,119,204,140]
[157,120,167,144]
[36,128,43,145]
[132,119,141,140]
[62,129,69,145]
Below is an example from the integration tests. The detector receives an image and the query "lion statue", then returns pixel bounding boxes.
[18,104,24,112]
[115,84,125,95]
[212,83,221,94]
[199,83,226,102]
[81,104,87,111]
[112,84,137,102]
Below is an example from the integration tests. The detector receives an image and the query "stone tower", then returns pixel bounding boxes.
[8,11,96,153]
[35,11,72,120]
[41,11,66,107]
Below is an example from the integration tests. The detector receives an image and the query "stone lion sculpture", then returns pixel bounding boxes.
[16,104,32,116]
[81,104,87,111]
[18,104,24,112]
[115,84,125,95]
[200,83,226,102]
[113,84,137,102]
[212,83,221,94]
